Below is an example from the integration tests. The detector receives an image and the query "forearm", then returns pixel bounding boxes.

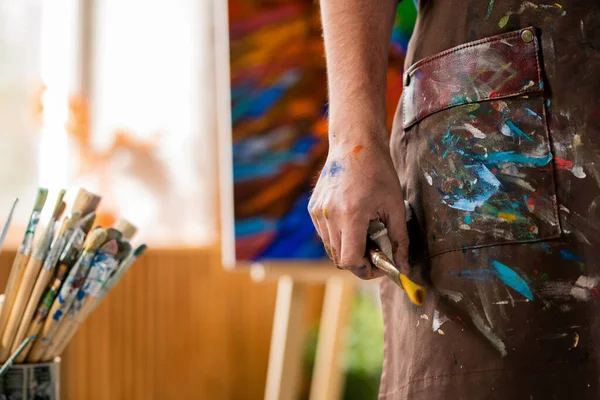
[320,0,397,145]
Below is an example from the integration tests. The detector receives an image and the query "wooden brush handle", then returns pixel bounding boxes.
[2,257,44,350]
[0,253,30,361]
[11,268,53,357]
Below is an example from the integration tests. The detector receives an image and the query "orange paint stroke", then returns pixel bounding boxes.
[351,145,364,155]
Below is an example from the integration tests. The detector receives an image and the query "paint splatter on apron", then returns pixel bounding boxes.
[381,1,600,398]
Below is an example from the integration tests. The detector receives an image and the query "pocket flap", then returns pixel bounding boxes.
[403,27,543,130]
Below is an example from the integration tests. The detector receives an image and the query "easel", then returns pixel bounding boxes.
[251,264,356,400]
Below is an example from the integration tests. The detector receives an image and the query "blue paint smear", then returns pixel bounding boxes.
[505,120,534,142]
[464,215,472,224]
[233,144,313,182]
[231,71,300,123]
[52,310,63,321]
[457,269,495,281]
[560,249,584,262]
[525,108,543,120]
[329,161,343,177]
[444,164,500,211]
[235,218,277,237]
[483,151,552,167]
[258,193,327,259]
[539,243,552,254]
[491,260,534,300]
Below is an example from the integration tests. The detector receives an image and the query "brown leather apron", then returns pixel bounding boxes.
[381,1,600,398]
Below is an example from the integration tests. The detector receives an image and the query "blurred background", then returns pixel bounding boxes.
[0,0,415,398]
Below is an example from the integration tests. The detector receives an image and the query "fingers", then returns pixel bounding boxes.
[309,205,333,260]
[340,218,383,280]
[383,200,410,274]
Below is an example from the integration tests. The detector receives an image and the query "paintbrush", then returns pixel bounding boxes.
[0,189,48,351]
[27,227,107,362]
[49,243,146,359]
[71,188,101,217]
[1,191,66,361]
[114,219,138,240]
[0,335,36,377]
[366,238,426,306]
[105,228,122,243]
[102,244,146,297]
[19,213,95,362]
[44,239,120,359]
[11,210,79,359]
[0,198,19,255]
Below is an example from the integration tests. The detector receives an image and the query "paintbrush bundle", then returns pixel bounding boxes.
[0,188,147,369]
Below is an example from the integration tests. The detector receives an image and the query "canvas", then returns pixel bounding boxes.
[226,0,417,263]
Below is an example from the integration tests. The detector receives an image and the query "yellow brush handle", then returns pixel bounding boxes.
[399,274,426,306]
[366,238,427,306]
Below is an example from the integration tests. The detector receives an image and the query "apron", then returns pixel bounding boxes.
[381,1,600,399]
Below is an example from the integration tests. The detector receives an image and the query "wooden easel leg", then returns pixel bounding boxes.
[264,276,308,400]
[309,278,354,400]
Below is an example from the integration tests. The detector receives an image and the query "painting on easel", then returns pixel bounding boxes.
[221,0,417,264]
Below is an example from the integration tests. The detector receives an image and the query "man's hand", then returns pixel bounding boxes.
[308,132,409,279]
[314,0,403,278]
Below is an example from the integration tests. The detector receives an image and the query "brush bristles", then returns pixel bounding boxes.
[84,228,107,252]
[134,244,147,258]
[105,228,123,243]
[77,212,96,234]
[57,216,72,238]
[83,196,102,216]
[33,188,49,212]
[56,202,67,220]
[70,211,82,227]
[71,189,101,216]
[52,190,66,218]
[116,241,132,261]
[114,220,138,240]
[100,239,119,256]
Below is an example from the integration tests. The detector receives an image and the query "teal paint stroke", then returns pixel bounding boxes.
[491,260,534,301]
[457,261,534,301]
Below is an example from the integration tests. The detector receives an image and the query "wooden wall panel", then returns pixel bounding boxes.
[0,248,324,400]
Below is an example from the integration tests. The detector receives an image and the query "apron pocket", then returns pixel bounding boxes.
[400,27,561,263]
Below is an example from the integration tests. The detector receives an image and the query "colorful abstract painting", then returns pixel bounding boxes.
[228,0,417,262]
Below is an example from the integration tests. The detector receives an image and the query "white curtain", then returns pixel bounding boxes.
[75,0,218,246]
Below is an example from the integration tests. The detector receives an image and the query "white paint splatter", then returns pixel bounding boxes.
[437,329,445,335]
[571,166,586,179]
[540,333,568,339]
[521,80,535,90]
[500,123,513,137]
[420,314,429,320]
[460,224,471,230]
[439,289,463,303]
[571,275,598,301]
[468,308,507,357]
[502,176,536,192]
[493,300,510,305]
[570,286,590,301]
[424,171,433,186]
[432,310,450,332]
[574,275,598,289]
[572,332,579,349]
[464,123,487,139]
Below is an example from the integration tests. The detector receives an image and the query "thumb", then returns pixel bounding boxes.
[383,200,410,275]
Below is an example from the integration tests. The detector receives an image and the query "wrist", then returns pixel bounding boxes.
[327,119,389,150]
